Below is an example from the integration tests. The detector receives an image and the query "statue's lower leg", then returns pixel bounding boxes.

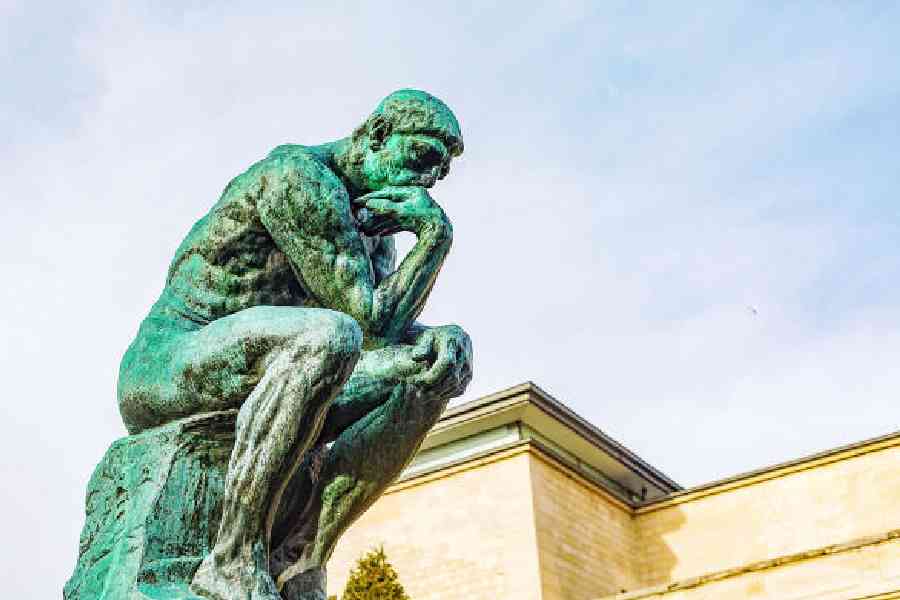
[273,381,451,600]
[190,333,360,600]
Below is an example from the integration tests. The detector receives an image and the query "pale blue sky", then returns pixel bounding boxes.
[2,2,899,595]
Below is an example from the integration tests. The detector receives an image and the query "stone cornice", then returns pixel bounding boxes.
[599,529,900,600]
[638,429,900,513]
[419,382,680,503]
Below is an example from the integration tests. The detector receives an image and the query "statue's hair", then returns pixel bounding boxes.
[352,89,464,156]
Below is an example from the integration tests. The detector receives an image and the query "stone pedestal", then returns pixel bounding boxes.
[64,411,237,600]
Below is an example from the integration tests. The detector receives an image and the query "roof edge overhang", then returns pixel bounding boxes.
[411,382,681,504]
[408,382,900,511]
[638,427,900,512]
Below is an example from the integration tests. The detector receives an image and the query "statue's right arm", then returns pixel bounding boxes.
[257,157,451,344]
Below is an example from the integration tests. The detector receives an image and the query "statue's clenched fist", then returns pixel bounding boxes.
[409,324,473,399]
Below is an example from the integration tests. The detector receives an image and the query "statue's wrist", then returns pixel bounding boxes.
[416,214,453,244]
[402,322,429,344]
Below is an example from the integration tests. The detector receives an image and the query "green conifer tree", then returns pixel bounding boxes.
[339,546,410,600]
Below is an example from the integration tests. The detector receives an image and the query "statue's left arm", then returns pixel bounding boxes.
[314,234,472,442]
[370,234,455,357]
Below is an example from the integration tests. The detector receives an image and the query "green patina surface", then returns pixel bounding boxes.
[66,90,473,600]
[65,412,235,600]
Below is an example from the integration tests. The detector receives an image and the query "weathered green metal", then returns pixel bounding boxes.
[64,412,235,600]
[66,90,473,600]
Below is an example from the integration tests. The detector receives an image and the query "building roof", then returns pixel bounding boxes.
[400,381,900,509]
[400,382,681,505]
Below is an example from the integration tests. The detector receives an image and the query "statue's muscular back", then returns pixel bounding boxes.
[118,146,383,433]
[156,147,362,327]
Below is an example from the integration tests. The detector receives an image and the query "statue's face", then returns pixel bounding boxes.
[362,133,452,190]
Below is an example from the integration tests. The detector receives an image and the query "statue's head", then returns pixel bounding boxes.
[349,89,463,191]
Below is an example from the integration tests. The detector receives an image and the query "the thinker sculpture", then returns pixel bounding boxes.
[65,90,473,600]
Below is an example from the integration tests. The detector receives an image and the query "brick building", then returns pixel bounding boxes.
[327,382,900,600]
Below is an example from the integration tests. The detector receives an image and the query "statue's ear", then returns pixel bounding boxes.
[368,114,392,150]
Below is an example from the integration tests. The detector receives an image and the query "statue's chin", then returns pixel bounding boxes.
[381,170,436,188]
[417,174,437,188]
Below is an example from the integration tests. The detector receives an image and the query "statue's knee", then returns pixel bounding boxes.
[449,325,474,368]
[288,310,362,371]
[318,311,363,359]
[446,323,472,348]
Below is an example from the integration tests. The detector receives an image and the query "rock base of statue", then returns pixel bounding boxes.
[64,411,238,600]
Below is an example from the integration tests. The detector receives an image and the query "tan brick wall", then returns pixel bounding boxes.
[327,448,543,600]
[325,427,900,600]
[601,533,900,600]
[635,440,900,588]
[529,452,639,599]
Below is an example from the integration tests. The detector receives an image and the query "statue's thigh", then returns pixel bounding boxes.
[170,306,352,414]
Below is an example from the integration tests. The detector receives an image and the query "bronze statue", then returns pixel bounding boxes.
[66,89,473,600]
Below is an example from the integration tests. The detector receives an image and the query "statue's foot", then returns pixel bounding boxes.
[279,568,327,600]
[190,555,281,600]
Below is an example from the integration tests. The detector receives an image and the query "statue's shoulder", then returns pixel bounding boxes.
[209,146,343,225]
[263,144,342,189]
[266,143,313,162]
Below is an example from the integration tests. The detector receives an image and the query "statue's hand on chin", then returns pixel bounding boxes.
[352,186,450,238]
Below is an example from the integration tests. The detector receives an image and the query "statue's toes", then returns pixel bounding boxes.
[279,568,327,600]
[252,574,282,600]
[189,560,242,600]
